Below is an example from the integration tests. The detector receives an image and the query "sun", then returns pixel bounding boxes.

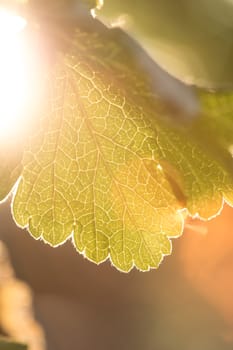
[0,8,30,141]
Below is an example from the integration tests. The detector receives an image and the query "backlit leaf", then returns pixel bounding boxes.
[12,20,233,271]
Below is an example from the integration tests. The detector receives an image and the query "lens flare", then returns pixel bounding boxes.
[0,8,30,140]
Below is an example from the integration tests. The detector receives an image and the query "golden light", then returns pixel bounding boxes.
[0,8,32,141]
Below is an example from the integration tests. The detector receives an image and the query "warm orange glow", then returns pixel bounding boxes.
[0,8,30,140]
[180,204,233,340]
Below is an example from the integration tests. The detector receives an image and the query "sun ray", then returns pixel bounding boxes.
[0,8,30,140]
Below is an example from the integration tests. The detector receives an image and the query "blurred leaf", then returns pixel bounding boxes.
[11,19,233,271]
[0,338,27,350]
[97,0,233,87]
[26,0,101,14]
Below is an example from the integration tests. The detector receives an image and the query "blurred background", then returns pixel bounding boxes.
[0,198,233,350]
[97,0,233,88]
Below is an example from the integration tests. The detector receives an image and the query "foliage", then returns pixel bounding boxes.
[1,0,233,271]
[97,0,233,87]
[0,338,27,350]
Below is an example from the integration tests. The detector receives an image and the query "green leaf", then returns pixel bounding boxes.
[97,0,233,88]
[0,151,22,201]
[26,0,101,14]
[12,20,233,271]
[0,338,27,350]
[0,128,36,202]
